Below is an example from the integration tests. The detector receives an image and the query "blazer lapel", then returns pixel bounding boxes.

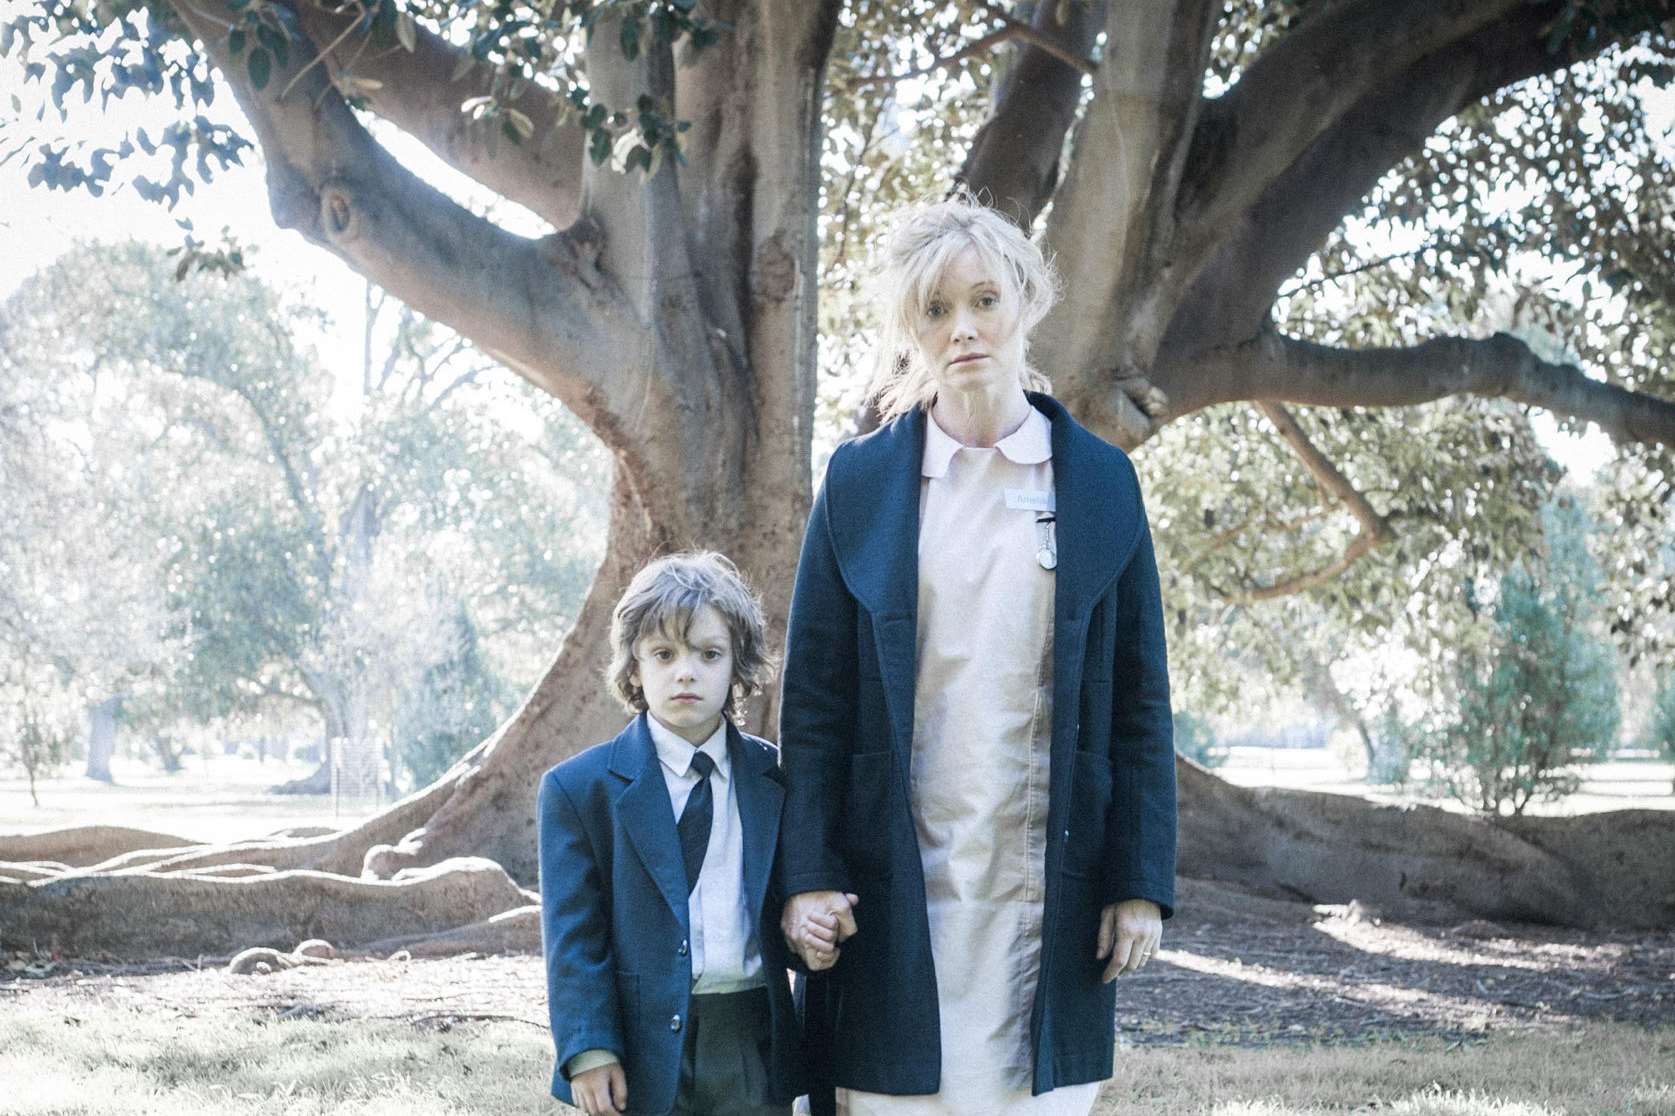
[610,714,690,927]
[727,724,784,922]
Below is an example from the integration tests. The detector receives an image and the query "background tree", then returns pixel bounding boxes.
[1641,661,1675,792]
[1409,495,1622,815]
[1,241,605,791]
[5,0,1675,945]
[0,250,181,783]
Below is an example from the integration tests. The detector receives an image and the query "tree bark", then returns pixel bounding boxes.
[83,696,118,783]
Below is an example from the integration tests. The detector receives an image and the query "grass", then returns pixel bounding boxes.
[0,997,1669,1115]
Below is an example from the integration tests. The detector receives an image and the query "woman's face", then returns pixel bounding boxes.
[912,243,1026,398]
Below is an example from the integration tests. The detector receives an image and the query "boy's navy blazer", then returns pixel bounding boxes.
[539,713,806,1115]
[778,392,1177,1102]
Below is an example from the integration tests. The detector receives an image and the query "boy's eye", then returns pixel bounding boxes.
[652,648,673,661]
[703,649,724,661]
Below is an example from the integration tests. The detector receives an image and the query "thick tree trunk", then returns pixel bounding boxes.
[83,697,118,783]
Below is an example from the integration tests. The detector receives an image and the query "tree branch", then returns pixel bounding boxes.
[1256,400,1391,540]
[1193,329,1675,449]
[1027,0,1220,404]
[1161,3,1630,353]
[1198,399,1397,603]
[956,0,1107,227]
[1176,0,1522,262]
[164,0,646,451]
[286,0,584,230]
[856,7,1094,88]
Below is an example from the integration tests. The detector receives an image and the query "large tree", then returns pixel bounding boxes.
[5,0,1675,951]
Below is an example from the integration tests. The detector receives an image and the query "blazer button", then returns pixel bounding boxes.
[678,939,688,956]
[669,1014,683,1032]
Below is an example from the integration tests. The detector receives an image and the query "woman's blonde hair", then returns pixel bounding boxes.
[867,190,1062,421]
[605,551,773,716]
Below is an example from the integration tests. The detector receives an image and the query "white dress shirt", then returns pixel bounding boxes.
[648,714,764,994]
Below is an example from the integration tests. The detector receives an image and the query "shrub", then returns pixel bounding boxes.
[1411,498,1619,816]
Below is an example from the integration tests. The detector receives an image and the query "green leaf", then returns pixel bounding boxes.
[396,12,416,52]
[619,16,639,61]
[228,27,246,56]
[246,48,270,91]
[589,126,610,165]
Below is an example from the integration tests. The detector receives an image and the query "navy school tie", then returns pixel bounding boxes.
[678,750,716,894]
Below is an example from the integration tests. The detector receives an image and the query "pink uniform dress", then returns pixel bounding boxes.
[837,407,1099,1116]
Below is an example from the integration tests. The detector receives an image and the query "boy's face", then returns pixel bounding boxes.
[630,604,735,746]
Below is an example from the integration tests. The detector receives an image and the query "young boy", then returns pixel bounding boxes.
[538,552,806,1116]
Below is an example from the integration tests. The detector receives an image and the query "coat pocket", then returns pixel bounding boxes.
[1061,750,1114,880]
[839,750,896,880]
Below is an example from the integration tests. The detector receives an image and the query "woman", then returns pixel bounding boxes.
[776,194,1177,1116]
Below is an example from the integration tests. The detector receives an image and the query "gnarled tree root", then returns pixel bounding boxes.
[1176,759,1675,929]
[0,826,201,869]
[0,856,534,958]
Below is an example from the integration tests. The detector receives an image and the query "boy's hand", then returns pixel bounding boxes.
[782,890,859,971]
[572,1062,628,1114]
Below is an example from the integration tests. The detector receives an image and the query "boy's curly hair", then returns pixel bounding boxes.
[606,551,774,716]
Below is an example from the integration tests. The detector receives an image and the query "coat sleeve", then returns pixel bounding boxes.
[1102,488,1178,917]
[538,768,625,1074]
[776,466,860,898]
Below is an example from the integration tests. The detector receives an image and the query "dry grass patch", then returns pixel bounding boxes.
[1096,1026,1675,1114]
[0,996,1669,1114]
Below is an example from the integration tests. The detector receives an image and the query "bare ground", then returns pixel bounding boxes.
[5,880,1670,1047]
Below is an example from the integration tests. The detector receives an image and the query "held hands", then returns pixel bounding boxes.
[781,889,859,972]
[1097,898,1162,982]
[571,1062,628,1115]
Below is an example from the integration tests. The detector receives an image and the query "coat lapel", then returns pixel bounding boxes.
[727,723,784,923]
[1033,392,1137,749]
[824,398,1136,763]
[609,714,690,927]
[825,409,924,758]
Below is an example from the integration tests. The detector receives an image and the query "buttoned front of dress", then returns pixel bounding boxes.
[838,406,1097,1116]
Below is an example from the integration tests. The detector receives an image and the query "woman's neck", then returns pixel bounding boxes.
[930,386,1032,448]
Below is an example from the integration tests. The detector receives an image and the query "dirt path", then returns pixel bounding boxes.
[5,880,1670,1045]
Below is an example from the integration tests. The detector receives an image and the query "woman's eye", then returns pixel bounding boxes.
[653,649,673,661]
[703,649,723,661]
[926,302,946,319]
[978,294,998,309]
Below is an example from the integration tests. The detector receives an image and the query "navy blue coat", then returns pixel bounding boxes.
[777,393,1177,1100]
[538,714,808,1114]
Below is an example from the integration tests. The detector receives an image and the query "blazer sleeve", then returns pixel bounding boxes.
[538,768,625,1073]
[776,467,860,898]
[1102,489,1178,917]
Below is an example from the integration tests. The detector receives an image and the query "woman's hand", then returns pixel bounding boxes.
[571,1062,628,1115]
[1097,898,1161,982]
[781,889,859,971]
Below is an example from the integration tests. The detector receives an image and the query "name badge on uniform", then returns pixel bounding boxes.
[1005,488,1055,513]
